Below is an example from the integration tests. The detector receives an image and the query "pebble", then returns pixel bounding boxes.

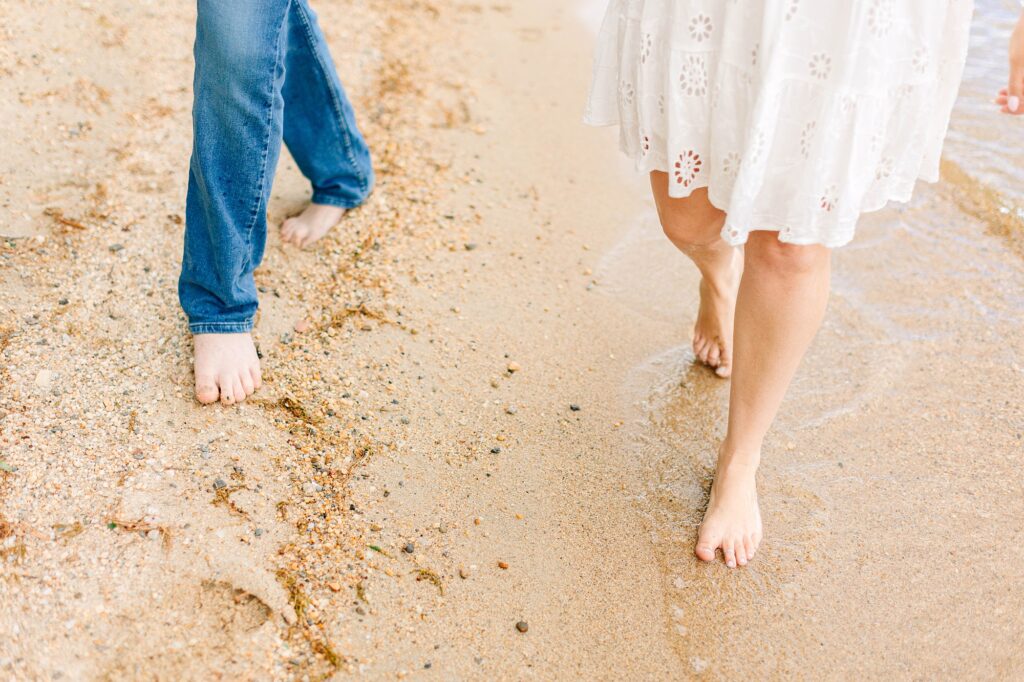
[464,242,478,251]
[505,405,517,415]
[254,528,264,537]
[515,621,528,633]
[146,529,160,541]
[212,478,226,490]
[506,361,521,373]
[302,481,322,495]
[497,561,509,570]
[34,369,55,389]
[108,243,124,252]
[294,319,312,333]
[489,376,500,388]
[490,447,501,454]
[569,404,581,412]
[459,567,470,579]
[404,542,415,554]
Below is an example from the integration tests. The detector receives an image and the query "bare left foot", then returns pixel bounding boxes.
[695,446,763,568]
[280,203,347,249]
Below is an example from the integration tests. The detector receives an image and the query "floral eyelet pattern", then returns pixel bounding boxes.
[809,53,832,80]
[583,0,974,248]
[679,55,708,96]
[673,150,703,188]
[689,14,713,42]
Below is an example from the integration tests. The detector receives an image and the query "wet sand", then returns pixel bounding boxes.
[1,0,1023,679]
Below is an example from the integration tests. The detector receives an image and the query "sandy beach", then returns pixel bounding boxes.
[2,0,1023,679]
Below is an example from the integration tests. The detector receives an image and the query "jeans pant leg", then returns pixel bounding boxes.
[282,0,374,208]
[179,0,292,334]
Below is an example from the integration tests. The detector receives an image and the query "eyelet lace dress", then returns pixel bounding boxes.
[584,0,975,247]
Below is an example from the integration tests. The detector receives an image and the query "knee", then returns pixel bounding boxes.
[745,232,829,277]
[660,215,722,250]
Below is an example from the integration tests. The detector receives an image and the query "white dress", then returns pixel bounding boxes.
[585,0,975,247]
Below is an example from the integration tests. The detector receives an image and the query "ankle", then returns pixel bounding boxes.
[698,247,742,291]
[717,439,761,470]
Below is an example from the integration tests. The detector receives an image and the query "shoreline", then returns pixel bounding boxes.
[2,0,1023,679]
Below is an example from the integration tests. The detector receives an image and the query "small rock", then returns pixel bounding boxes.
[404,542,415,554]
[132,450,145,460]
[34,370,55,389]
[515,621,528,633]
[146,529,160,541]
[355,606,366,616]
[459,567,470,579]
[212,478,226,490]
[497,561,509,570]
[569,404,581,412]
[489,376,500,388]
[294,319,312,333]
[253,528,264,537]
[490,447,501,454]
[464,242,478,251]
[505,405,517,415]
[328,581,342,592]
[109,243,124,253]
[506,362,521,373]
[302,481,322,495]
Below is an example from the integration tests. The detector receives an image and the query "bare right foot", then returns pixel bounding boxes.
[693,248,743,378]
[695,446,763,568]
[193,333,262,405]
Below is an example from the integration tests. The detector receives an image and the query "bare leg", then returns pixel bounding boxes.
[650,174,742,377]
[695,231,832,567]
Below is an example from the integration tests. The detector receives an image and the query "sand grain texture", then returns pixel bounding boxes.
[1,0,1023,680]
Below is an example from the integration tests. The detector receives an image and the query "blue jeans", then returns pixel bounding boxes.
[179,0,373,334]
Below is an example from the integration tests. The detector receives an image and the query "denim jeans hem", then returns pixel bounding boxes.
[311,188,372,210]
[189,320,255,335]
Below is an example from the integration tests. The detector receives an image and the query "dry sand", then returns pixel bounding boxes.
[1,0,1022,680]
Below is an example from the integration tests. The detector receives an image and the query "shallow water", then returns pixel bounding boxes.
[947,0,1024,215]
[582,1,1024,676]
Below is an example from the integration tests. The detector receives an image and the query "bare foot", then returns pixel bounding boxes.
[280,203,347,249]
[695,447,763,568]
[193,333,262,405]
[693,248,742,378]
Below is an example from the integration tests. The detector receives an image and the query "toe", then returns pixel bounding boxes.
[706,342,721,368]
[722,540,737,568]
[744,536,756,561]
[735,542,748,567]
[695,526,719,562]
[219,378,235,405]
[694,338,710,365]
[240,371,255,397]
[716,349,733,378]
[231,377,247,403]
[692,334,705,358]
[250,365,262,391]
[195,375,220,404]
